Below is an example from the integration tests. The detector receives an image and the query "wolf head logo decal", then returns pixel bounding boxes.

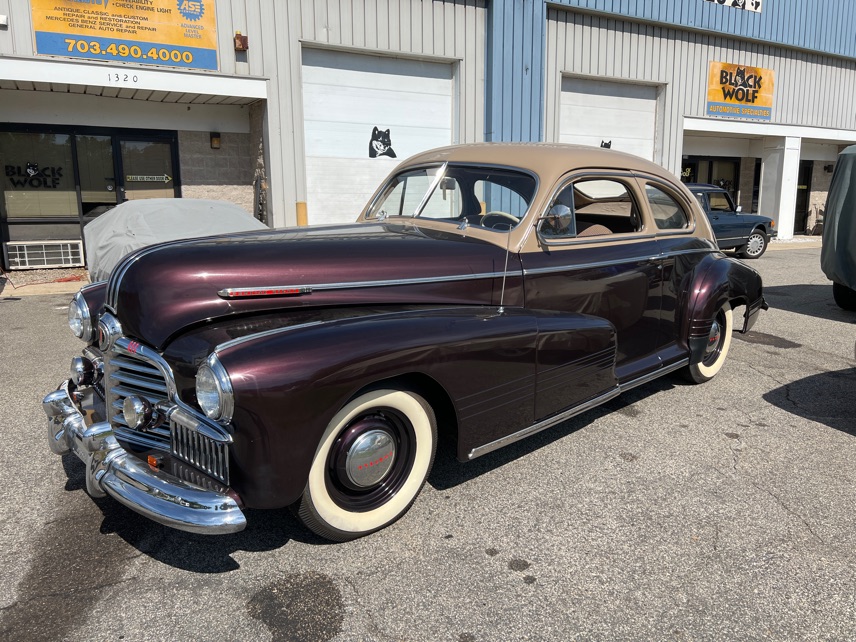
[369,127,397,159]
[26,162,39,177]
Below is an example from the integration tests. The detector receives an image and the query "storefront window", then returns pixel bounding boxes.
[1,132,77,218]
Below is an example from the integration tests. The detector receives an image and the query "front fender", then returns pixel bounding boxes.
[214,306,541,509]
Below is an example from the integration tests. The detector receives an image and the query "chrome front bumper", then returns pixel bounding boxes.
[43,380,246,534]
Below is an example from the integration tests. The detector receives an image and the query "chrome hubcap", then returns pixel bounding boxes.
[705,320,721,357]
[345,429,396,488]
[747,234,763,255]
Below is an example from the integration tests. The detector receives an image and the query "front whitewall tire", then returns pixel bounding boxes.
[298,389,437,541]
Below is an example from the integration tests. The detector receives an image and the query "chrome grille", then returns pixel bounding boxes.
[171,420,230,485]
[103,336,230,486]
[106,353,171,447]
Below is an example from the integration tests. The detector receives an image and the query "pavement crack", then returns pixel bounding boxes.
[747,480,824,544]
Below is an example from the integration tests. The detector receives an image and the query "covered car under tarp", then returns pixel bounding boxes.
[84,198,267,282]
[821,146,856,309]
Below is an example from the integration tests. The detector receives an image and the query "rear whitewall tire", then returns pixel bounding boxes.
[686,303,733,383]
[297,389,437,541]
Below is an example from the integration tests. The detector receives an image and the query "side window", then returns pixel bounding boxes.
[693,192,707,212]
[708,192,733,212]
[645,184,690,231]
[540,177,642,240]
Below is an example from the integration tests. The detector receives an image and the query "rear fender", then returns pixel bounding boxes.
[684,254,764,363]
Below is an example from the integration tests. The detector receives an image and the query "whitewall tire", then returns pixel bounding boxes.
[686,303,733,383]
[296,389,437,541]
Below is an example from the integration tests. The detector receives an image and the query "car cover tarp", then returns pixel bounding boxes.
[84,198,267,282]
[821,145,856,289]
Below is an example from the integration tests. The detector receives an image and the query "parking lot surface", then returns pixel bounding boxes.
[1,245,854,641]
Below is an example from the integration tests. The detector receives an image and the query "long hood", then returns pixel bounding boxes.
[108,222,518,349]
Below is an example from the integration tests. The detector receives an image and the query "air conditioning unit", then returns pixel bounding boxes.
[3,240,85,270]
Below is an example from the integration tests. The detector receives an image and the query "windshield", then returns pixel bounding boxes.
[366,164,537,231]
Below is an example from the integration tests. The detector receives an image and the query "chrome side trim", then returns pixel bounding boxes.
[522,248,715,277]
[618,358,689,393]
[467,386,621,460]
[216,270,509,300]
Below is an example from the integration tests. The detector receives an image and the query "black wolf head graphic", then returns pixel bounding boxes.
[369,127,397,159]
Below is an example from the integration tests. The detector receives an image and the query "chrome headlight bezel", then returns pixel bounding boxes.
[68,292,93,342]
[195,354,234,424]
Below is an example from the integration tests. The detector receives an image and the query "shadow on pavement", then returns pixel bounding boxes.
[762,367,856,436]
[764,284,856,322]
[60,454,330,574]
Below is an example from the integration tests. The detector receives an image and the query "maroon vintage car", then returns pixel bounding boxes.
[44,144,766,541]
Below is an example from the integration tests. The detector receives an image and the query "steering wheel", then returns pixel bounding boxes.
[480,211,519,230]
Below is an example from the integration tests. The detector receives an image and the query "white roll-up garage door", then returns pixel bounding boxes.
[559,77,657,161]
[302,48,454,225]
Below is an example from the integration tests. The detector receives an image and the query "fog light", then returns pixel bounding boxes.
[70,356,99,386]
[123,395,154,430]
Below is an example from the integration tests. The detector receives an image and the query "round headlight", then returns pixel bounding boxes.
[68,298,85,338]
[195,355,234,423]
[67,292,92,342]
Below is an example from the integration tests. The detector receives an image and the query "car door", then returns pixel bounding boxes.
[522,171,665,420]
[699,189,745,249]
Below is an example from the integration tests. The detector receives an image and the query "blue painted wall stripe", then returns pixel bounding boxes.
[550,0,856,60]
[485,0,546,142]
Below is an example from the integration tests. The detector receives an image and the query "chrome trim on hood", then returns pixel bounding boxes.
[217,269,511,300]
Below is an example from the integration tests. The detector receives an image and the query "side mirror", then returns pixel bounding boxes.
[736,205,743,213]
[540,204,574,237]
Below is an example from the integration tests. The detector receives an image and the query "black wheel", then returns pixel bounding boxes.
[833,282,856,311]
[685,303,733,384]
[296,389,437,541]
[737,229,768,259]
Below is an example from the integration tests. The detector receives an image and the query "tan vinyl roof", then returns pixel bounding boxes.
[398,143,677,184]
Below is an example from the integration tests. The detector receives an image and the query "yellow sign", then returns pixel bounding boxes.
[706,61,774,121]
[31,0,218,71]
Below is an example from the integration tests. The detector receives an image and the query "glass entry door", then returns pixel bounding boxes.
[76,134,117,224]
[118,139,177,201]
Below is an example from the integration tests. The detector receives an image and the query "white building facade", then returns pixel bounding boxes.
[1,0,852,268]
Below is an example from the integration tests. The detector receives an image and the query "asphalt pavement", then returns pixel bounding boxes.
[0,243,853,641]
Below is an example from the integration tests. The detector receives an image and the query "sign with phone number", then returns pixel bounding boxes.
[31,0,218,71]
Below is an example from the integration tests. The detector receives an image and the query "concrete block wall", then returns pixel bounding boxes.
[178,131,255,213]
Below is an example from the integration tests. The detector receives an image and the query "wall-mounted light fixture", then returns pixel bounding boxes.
[0,15,9,27]
[234,32,249,51]
[824,164,834,173]
[210,132,221,149]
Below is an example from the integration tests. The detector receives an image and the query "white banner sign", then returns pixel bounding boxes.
[705,0,762,13]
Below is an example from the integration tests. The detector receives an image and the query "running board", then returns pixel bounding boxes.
[467,358,689,460]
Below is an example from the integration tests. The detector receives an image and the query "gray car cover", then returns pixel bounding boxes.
[821,145,856,289]
[84,198,267,282]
